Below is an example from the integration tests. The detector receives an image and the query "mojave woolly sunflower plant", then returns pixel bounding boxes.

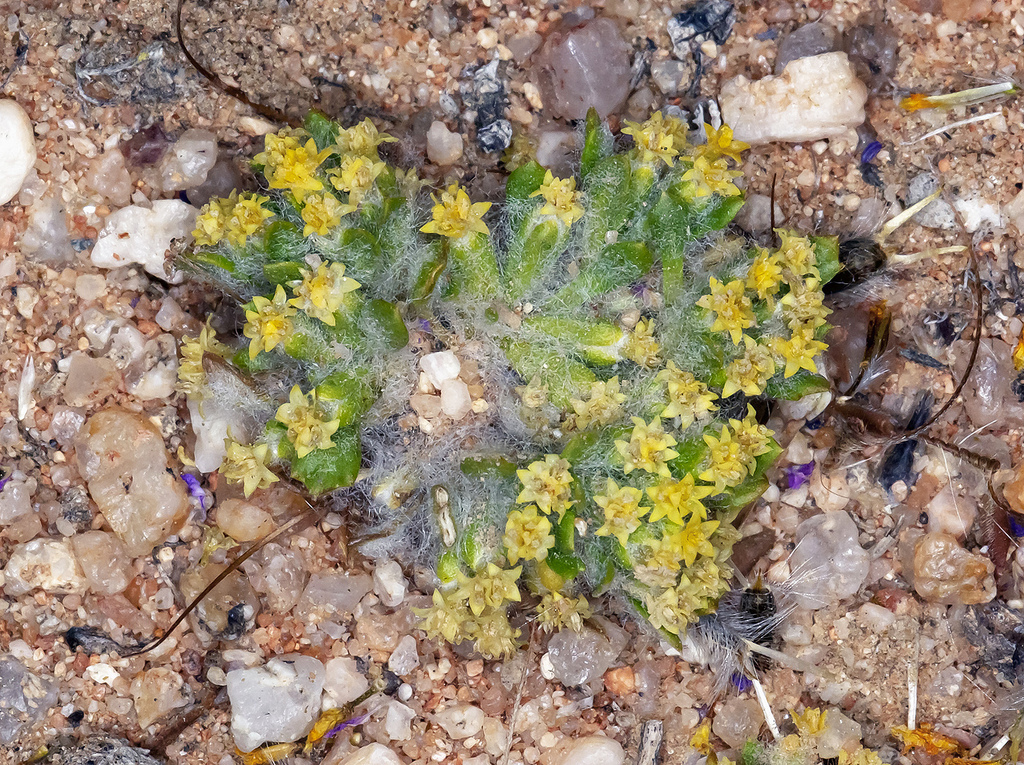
[178,109,840,656]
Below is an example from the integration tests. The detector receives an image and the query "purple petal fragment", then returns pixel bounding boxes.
[326,712,370,741]
[730,672,752,692]
[786,462,815,490]
[1008,513,1024,538]
[861,140,882,163]
[182,472,206,510]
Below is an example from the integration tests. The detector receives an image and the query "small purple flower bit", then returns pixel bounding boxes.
[730,672,753,692]
[0,466,10,492]
[181,472,207,510]
[1008,513,1024,538]
[325,712,369,741]
[785,462,815,490]
[861,140,882,163]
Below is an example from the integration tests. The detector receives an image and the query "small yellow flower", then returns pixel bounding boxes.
[264,138,333,199]
[690,723,712,755]
[791,707,828,737]
[681,155,743,198]
[594,477,647,546]
[530,170,584,226]
[517,455,575,517]
[467,608,520,658]
[622,111,682,166]
[516,375,549,409]
[847,748,884,765]
[696,277,755,344]
[646,474,714,525]
[699,123,749,164]
[570,376,626,429]
[243,284,297,360]
[455,563,522,616]
[415,588,471,644]
[624,318,660,368]
[731,405,775,468]
[275,385,341,459]
[253,129,305,171]
[334,118,396,157]
[504,505,555,564]
[657,361,718,428]
[1015,330,1024,372]
[300,192,354,237]
[700,425,749,493]
[420,183,491,239]
[746,248,784,307]
[644,586,688,635]
[329,153,386,206]
[645,535,687,573]
[536,591,592,633]
[722,335,776,398]
[221,440,279,497]
[615,417,680,478]
[289,261,361,326]
[780,278,831,332]
[225,193,274,246]
[770,327,828,378]
[178,318,229,397]
[775,231,819,278]
[192,193,235,247]
[663,514,721,567]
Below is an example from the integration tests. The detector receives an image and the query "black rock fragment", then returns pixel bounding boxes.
[667,0,735,58]
[461,58,511,153]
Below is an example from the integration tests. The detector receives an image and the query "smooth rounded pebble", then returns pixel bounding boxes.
[0,100,37,205]
[549,735,626,765]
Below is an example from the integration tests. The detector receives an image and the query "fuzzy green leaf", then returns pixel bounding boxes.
[290,426,361,495]
[554,241,653,307]
[460,456,519,480]
[303,110,340,152]
[504,218,562,302]
[450,232,501,301]
[316,371,375,428]
[263,260,303,285]
[764,370,831,400]
[810,235,842,286]
[263,220,308,263]
[502,340,597,408]
[580,108,610,181]
[506,160,547,202]
[360,298,409,350]
[189,250,236,274]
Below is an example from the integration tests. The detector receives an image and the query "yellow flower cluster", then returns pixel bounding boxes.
[723,336,776,398]
[275,385,341,459]
[698,123,749,165]
[535,590,592,633]
[594,477,647,545]
[746,248,784,308]
[696,277,755,344]
[503,505,555,564]
[516,455,574,517]
[570,376,626,430]
[622,111,688,166]
[700,407,774,493]
[289,261,361,326]
[329,153,386,207]
[420,183,492,239]
[531,170,584,227]
[193,191,275,248]
[301,192,355,237]
[334,118,396,157]
[657,361,718,428]
[681,154,744,199]
[624,318,660,368]
[243,285,296,360]
[415,564,523,657]
[262,136,333,199]
[177,318,229,397]
[221,440,279,497]
[616,416,679,478]
[646,474,713,525]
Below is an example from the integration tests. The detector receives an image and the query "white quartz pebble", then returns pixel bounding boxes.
[0,100,37,205]
[90,199,197,282]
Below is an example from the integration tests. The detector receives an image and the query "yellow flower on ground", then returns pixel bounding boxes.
[746,248,784,307]
[699,122,750,164]
[615,417,679,478]
[289,261,361,326]
[624,318,660,368]
[791,707,828,737]
[504,505,554,564]
[657,361,718,427]
[300,192,354,237]
[467,608,520,658]
[455,563,523,616]
[192,192,235,247]
[275,385,341,459]
[254,129,304,172]
[334,118,396,157]
[646,474,715,525]
[770,327,828,378]
[221,440,279,497]
[780,278,831,332]
[696,277,755,344]
[644,586,688,635]
[420,183,491,238]
[731,405,774,468]
[775,230,819,278]
[264,138,333,199]
[722,335,777,398]
[530,170,584,226]
[570,376,626,429]
[178,318,229,396]
[690,723,713,755]
[681,155,743,198]
[700,424,749,493]
[329,153,386,206]
[225,193,274,246]
[622,111,681,166]
[594,478,647,546]
[663,514,721,567]
[536,591,592,633]
[414,588,471,644]
[645,535,686,573]
[243,284,297,360]
[516,454,575,517]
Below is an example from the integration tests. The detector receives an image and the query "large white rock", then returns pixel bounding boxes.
[549,736,625,765]
[90,199,197,282]
[227,654,324,752]
[3,539,88,595]
[719,52,867,145]
[0,100,36,205]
